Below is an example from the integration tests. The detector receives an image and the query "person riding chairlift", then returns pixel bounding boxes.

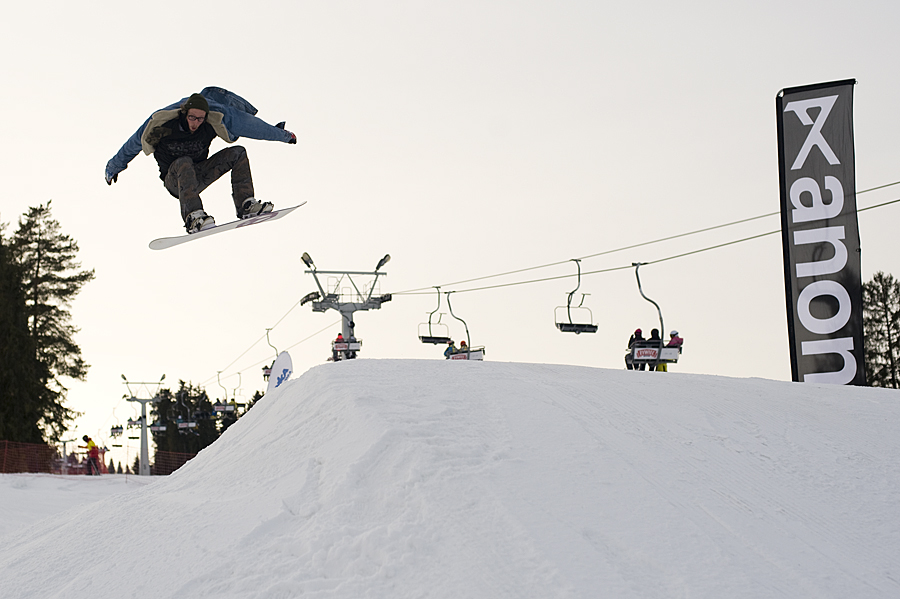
[625,328,645,371]
[332,333,344,361]
[667,330,684,349]
[444,340,457,359]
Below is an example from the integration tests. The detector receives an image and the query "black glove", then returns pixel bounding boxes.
[105,168,119,186]
[276,122,297,144]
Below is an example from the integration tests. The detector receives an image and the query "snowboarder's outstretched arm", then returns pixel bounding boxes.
[199,86,295,144]
[105,118,151,185]
[220,109,295,144]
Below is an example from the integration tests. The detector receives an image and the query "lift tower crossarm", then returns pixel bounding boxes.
[301,253,392,355]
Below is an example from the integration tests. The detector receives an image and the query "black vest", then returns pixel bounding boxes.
[152,116,217,180]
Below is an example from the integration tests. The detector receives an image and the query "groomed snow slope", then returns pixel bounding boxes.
[2,360,899,598]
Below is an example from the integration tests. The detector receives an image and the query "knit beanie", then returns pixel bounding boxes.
[183,93,209,115]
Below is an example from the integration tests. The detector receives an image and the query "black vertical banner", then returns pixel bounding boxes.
[776,79,865,385]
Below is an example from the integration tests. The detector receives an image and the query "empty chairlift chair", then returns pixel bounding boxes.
[555,259,598,334]
[419,287,454,345]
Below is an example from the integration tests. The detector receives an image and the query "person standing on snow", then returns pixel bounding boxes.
[80,435,100,475]
[105,87,296,234]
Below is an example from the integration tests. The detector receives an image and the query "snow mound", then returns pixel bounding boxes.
[2,360,900,598]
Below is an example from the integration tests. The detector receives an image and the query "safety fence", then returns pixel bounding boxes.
[0,440,196,476]
[0,441,57,474]
[152,450,197,475]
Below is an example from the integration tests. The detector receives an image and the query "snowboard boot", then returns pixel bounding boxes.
[185,210,216,233]
[239,197,274,219]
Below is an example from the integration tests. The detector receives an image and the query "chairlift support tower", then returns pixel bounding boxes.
[122,374,165,476]
[300,252,392,359]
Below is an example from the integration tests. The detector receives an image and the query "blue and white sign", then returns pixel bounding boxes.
[265,351,294,395]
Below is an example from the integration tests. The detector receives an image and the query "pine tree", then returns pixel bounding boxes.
[151,382,221,456]
[0,224,49,442]
[10,202,94,440]
[863,271,900,389]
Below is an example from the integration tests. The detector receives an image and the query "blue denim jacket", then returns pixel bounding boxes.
[106,87,292,178]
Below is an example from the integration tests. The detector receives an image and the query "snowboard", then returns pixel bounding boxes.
[149,202,306,250]
[265,351,294,395]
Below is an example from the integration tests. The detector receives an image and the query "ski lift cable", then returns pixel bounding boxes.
[202,319,340,387]
[456,229,781,293]
[198,297,305,385]
[202,189,900,390]
[392,192,900,296]
[398,194,900,297]
[392,181,900,295]
[225,319,339,382]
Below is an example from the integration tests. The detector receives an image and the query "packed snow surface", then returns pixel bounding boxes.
[2,360,899,598]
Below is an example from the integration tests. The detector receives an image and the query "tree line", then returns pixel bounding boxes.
[149,381,262,457]
[0,201,261,460]
[0,202,93,443]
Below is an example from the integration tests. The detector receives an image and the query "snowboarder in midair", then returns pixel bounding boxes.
[105,87,296,233]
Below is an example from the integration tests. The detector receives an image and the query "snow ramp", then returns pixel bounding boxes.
[2,360,900,599]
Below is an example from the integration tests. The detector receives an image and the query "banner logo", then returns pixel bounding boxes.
[776,80,865,385]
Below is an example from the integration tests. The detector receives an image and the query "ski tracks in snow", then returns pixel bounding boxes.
[4,360,900,599]
[178,361,569,599]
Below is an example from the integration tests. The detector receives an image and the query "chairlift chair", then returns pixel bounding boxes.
[628,342,682,365]
[263,329,277,381]
[419,287,453,344]
[555,259,598,334]
[445,292,486,361]
[629,263,680,368]
[332,337,363,361]
[213,400,236,414]
[175,415,197,433]
[447,346,486,361]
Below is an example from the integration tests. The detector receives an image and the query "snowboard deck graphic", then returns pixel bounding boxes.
[149,202,306,250]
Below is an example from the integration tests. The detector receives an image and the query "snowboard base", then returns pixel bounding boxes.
[149,202,306,250]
